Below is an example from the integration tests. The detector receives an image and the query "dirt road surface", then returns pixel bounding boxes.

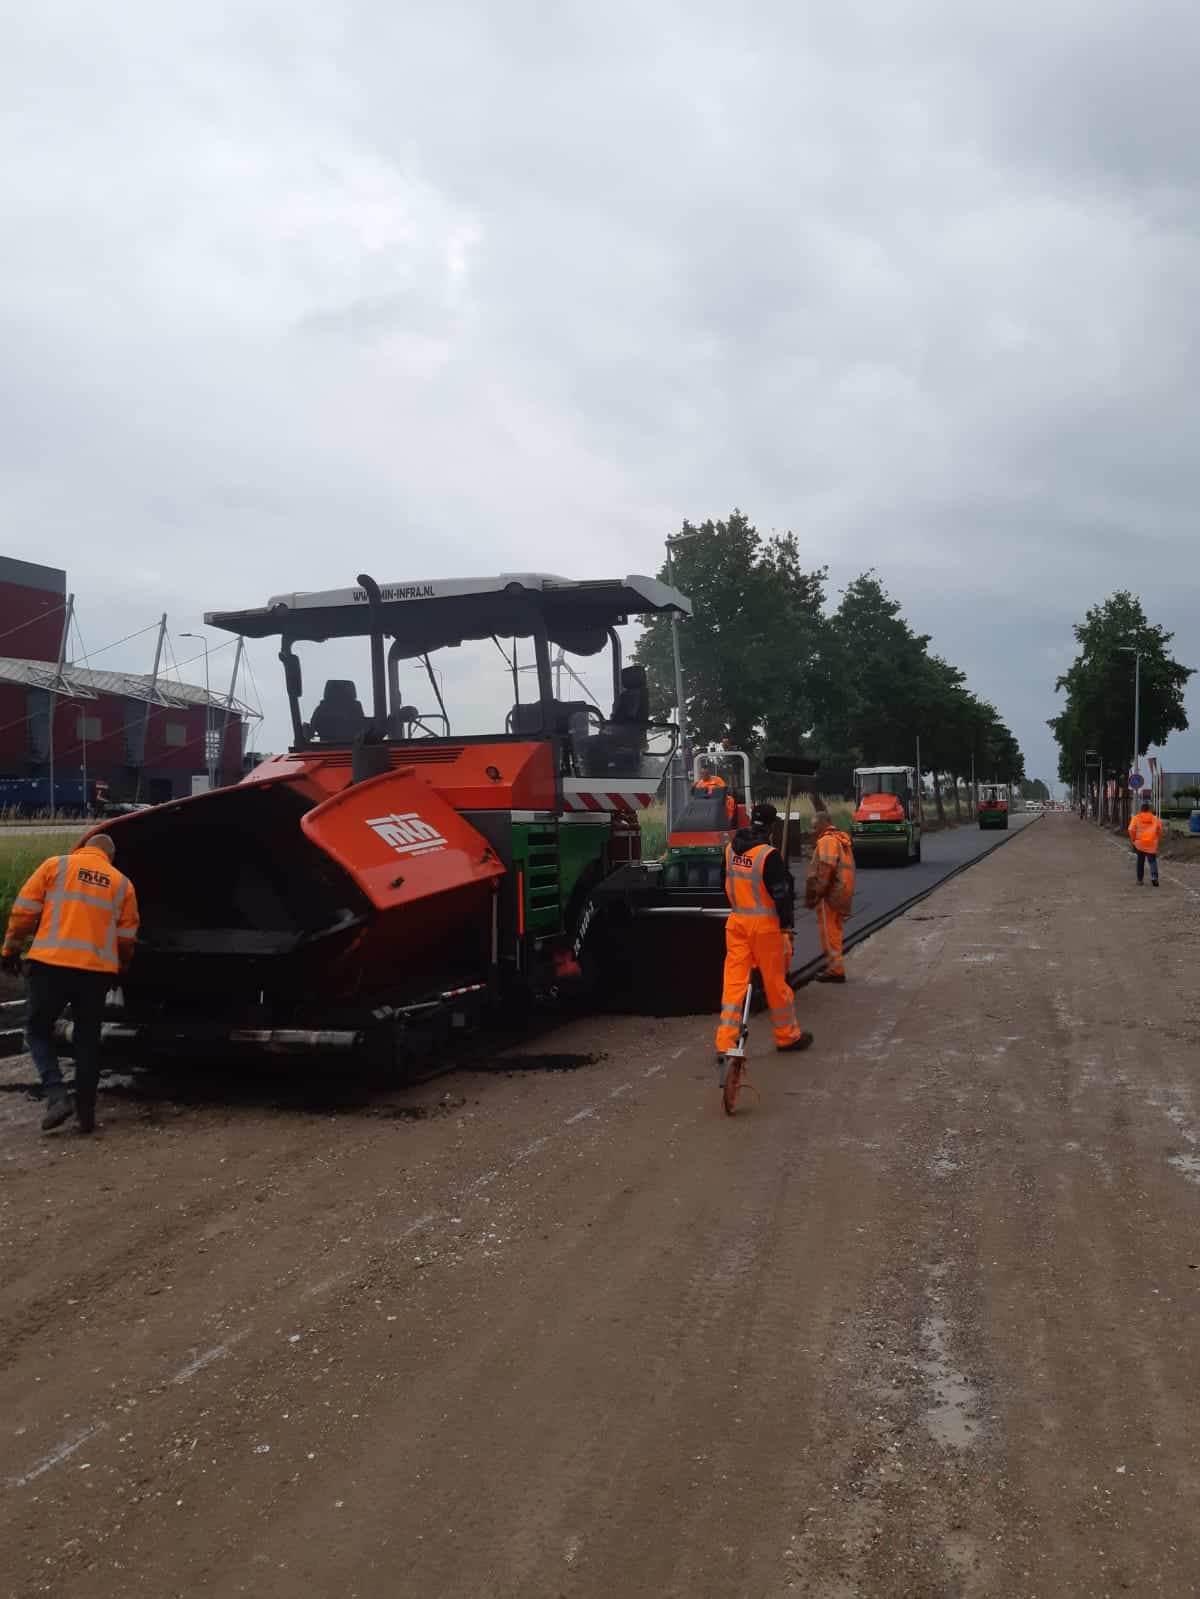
[3,817,1200,1597]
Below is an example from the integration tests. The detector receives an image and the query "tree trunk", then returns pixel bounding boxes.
[952,779,962,822]
[932,770,946,823]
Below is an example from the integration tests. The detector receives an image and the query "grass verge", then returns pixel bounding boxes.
[0,832,83,931]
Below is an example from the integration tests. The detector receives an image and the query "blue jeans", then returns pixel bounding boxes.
[1135,850,1159,884]
[24,960,108,1107]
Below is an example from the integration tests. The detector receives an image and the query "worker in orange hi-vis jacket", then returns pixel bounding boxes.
[1,832,138,1135]
[1128,798,1165,887]
[715,803,813,1060]
[805,810,857,983]
[693,766,736,826]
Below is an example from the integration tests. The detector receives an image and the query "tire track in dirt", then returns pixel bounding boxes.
[6,821,1200,1596]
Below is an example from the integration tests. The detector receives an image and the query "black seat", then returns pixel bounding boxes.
[675,792,735,832]
[509,703,544,736]
[509,699,594,737]
[599,666,650,773]
[611,665,649,725]
[309,680,367,743]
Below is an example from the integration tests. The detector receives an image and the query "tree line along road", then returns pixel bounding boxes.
[1,814,1198,1598]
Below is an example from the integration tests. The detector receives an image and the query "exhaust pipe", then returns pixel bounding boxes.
[356,572,389,735]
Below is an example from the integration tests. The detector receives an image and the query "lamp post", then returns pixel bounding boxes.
[664,531,697,827]
[181,632,214,791]
[664,536,690,744]
[1119,644,1142,797]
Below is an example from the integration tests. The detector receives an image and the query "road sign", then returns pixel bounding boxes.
[1130,773,1144,790]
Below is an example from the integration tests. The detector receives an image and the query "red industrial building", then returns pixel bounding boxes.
[0,556,253,807]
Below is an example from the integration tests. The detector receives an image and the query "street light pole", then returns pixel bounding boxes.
[664,534,693,828]
[664,539,688,753]
[181,632,213,791]
[1119,643,1142,824]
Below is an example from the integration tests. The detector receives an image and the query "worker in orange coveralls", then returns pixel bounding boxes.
[715,802,813,1060]
[1,832,138,1134]
[693,764,737,826]
[806,810,857,983]
[1128,797,1164,887]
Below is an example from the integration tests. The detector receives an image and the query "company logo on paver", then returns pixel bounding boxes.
[352,584,436,603]
[367,812,447,856]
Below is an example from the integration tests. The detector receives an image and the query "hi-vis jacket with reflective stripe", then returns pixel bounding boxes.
[3,846,139,975]
[724,841,786,921]
[805,828,856,916]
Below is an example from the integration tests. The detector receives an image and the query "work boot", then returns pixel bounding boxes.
[777,1032,814,1053]
[817,970,846,984]
[41,1091,72,1133]
[75,1097,96,1135]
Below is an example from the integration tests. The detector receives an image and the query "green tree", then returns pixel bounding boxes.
[982,718,1025,785]
[1049,592,1192,783]
[915,655,970,822]
[635,517,1028,805]
[632,510,828,754]
[947,693,997,817]
[813,572,931,765]
[1019,778,1050,803]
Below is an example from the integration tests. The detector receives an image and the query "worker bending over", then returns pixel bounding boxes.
[1128,797,1164,887]
[806,810,856,983]
[715,802,813,1059]
[1,832,138,1134]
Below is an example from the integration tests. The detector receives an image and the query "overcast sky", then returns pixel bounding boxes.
[5,0,1200,785]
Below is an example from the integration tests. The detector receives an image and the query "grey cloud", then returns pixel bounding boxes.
[2,0,1199,782]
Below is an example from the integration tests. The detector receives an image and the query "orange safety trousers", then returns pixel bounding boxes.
[714,914,801,1053]
[816,901,847,976]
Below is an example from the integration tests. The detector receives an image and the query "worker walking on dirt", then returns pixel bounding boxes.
[806,811,856,983]
[1,833,138,1134]
[715,802,813,1059]
[1128,798,1164,888]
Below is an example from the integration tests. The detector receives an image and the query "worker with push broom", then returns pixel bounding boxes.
[806,810,856,983]
[715,802,813,1075]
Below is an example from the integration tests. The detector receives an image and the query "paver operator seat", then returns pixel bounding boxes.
[308,679,367,743]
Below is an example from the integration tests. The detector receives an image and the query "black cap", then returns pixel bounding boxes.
[750,802,778,827]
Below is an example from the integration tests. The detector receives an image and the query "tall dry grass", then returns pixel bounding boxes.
[637,793,854,860]
[639,800,668,858]
[0,831,85,926]
[762,793,855,832]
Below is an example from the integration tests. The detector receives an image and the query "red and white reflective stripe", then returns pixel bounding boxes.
[440,983,487,999]
[562,791,654,813]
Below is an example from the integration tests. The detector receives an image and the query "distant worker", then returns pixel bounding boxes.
[693,765,736,826]
[715,802,813,1061]
[1,832,138,1134]
[1128,798,1164,888]
[806,810,857,983]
